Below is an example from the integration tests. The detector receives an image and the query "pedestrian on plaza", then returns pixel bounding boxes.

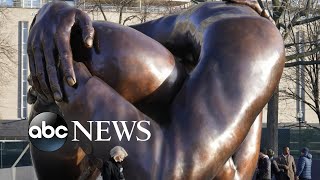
[256,148,272,180]
[277,146,296,180]
[101,146,128,180]
[267,149,283,180]
[296,147,312,180]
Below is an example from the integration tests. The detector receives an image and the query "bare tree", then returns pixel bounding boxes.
[122,0,175,25]
[84,0,109,21]
[79,0,191,24]
[279,0,320,62]
[79,0,136,23]
[259,0,320,154]
[117,0,136,24]
[0,8,15,94]
[280,19,320,123]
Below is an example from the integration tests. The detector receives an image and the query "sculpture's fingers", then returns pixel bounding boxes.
[27,43,43,100]
[261,9,275,24]
[224,0,262,12]
[42,38,63,102]
[27,41,38,90]
[55,16,76,87]
[224,0,275,23]
[75,9,94,48]
[34,46,54,102]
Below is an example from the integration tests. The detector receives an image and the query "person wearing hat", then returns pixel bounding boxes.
[296,147,312,180]
[101,146,128,180]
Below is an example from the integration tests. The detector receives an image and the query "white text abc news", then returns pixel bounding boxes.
[29,120,152,141]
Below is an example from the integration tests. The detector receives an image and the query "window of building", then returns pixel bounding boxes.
[0,0,13,7]
[22,0,40,8]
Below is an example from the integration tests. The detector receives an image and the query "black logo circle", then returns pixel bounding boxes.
[28,112,68,152]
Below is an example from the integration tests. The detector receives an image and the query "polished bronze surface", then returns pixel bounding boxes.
[70,21,178,103]
[27,1,285,179]
[214,113,263,180]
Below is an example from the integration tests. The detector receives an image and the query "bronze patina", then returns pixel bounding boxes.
[27,1,285,179]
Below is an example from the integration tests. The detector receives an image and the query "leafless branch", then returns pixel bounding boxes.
[292,15,320,26]
[285,60,320,67]
[286,46,320,61]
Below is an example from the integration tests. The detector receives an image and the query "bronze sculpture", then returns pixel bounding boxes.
[27,1,285,179]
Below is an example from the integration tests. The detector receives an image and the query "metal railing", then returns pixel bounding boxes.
[0,140,35,180]
[0,140,31,169]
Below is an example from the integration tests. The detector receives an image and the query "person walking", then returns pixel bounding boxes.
[267,149,283,180]
[296,147,312,180]
[257,149,271,180]
[277,147,296,180]
[101,146,128,180]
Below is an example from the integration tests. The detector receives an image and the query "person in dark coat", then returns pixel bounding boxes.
[101,146,128,180]
[296,147,312,180]
[267,149,284,180]
[257,149,271,180]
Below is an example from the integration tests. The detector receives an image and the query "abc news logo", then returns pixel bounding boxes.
[28,112,68,152]
[29,112,151,152]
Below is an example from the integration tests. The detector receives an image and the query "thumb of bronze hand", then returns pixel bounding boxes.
[27,74,38,104]
[27,87,38,104]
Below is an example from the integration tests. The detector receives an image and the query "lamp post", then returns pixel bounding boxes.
[297,111,303,150]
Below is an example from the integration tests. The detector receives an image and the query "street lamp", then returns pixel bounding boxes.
[297,111,303,122]
[297,111,303,150]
